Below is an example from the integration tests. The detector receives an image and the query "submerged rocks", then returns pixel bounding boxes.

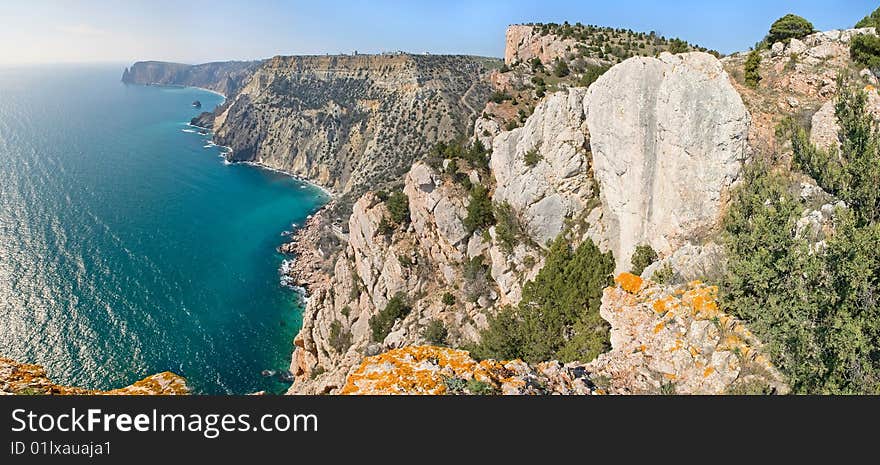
[586,52,750,272]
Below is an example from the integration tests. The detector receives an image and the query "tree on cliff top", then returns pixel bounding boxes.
[767,14,815,44]
[855,6,880,28]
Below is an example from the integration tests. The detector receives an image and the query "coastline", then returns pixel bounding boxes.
[169,81,338,389]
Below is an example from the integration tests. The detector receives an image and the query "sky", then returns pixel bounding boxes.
[0,0,877,65]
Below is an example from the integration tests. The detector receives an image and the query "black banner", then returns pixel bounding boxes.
[0,396,876,462]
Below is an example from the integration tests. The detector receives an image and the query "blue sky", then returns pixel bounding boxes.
[0,0,877,64]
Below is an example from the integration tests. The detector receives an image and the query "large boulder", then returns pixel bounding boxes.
[586,52,750,272]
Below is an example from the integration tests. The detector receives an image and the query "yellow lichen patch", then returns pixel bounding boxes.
[0,357,189,395]
[689,346,701,357]
[342,346,503,395]
[703,367,715,378]
[866,84,876,93]
[669,339,683,352]
[653,322,665,334]
[615,273,644,294]
[663,373,677,380]
[652,296,673,314]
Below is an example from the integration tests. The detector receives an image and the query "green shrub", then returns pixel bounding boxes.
[850,34,880,72]
[651,262,675,285]
[463,184,495,234]
[579,64,611,88]
[473,237,614,363]
[369,293,412,342]
[767,14,814,44]
[553,58,570,77]
[422,319,448,345]
[529,57,545,73]
[668,38,688,54]
[659,382,677,395]
[377,217,395,236]
[523,148,543,167]
[793,81,880,225]
[443,376,468,394]
[494,201,526,253]
[441,292,455,306]
[722,153,880,394]
[744,49,762,88]
[328,320,352,353]
[466,379,497,395]
[386,190,410,225]
[488,91,512,104]
[630,244,658,276]
[856,6,880,28]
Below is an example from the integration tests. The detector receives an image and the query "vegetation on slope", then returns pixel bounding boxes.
[471,237,614,363]
[855,6,880,28]
[722,82,880,394]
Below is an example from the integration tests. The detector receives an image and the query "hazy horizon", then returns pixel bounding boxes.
[0,0,877,65]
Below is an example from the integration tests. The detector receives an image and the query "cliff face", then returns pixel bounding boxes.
[0,357,189,395]
[586,52,749,272]
[122,60,261,97]
[286,48,764,394]
[212,55,494,201]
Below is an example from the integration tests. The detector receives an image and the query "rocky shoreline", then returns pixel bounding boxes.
[276,202,336,300]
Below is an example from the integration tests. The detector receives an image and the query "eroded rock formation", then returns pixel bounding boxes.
[586,52,750,272]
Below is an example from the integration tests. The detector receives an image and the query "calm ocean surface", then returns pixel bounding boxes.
[0,65,327,394]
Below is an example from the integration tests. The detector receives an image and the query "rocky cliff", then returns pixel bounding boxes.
[126,22,878,395]
[122,60,261,97]
[0,357,189,395]
[285,50,763,394]
[211,55,495,207]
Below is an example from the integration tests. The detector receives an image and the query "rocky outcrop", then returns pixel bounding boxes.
[491,88,595,247]
[505,24,581,66]
[122,60,261,97]
[587,52,750,272]
[0,357,189,395]
[640,243,727,286]
[723,28,878,160]
[212,54,496,198]
[585,274,788,395]
[287,163,491,394]
[341,346,596,395]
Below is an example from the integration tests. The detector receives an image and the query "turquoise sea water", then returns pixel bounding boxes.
[0,65,327,394]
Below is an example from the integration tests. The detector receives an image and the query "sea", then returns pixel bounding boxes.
[0,64,328,394]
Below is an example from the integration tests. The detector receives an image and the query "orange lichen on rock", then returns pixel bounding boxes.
[615,273,644,294]
[587,277,790,395]
[341,346,503,395]
[341,347,599,395]
[0,357,189,395]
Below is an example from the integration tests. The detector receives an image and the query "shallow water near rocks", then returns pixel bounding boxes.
[0,64,327,394]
